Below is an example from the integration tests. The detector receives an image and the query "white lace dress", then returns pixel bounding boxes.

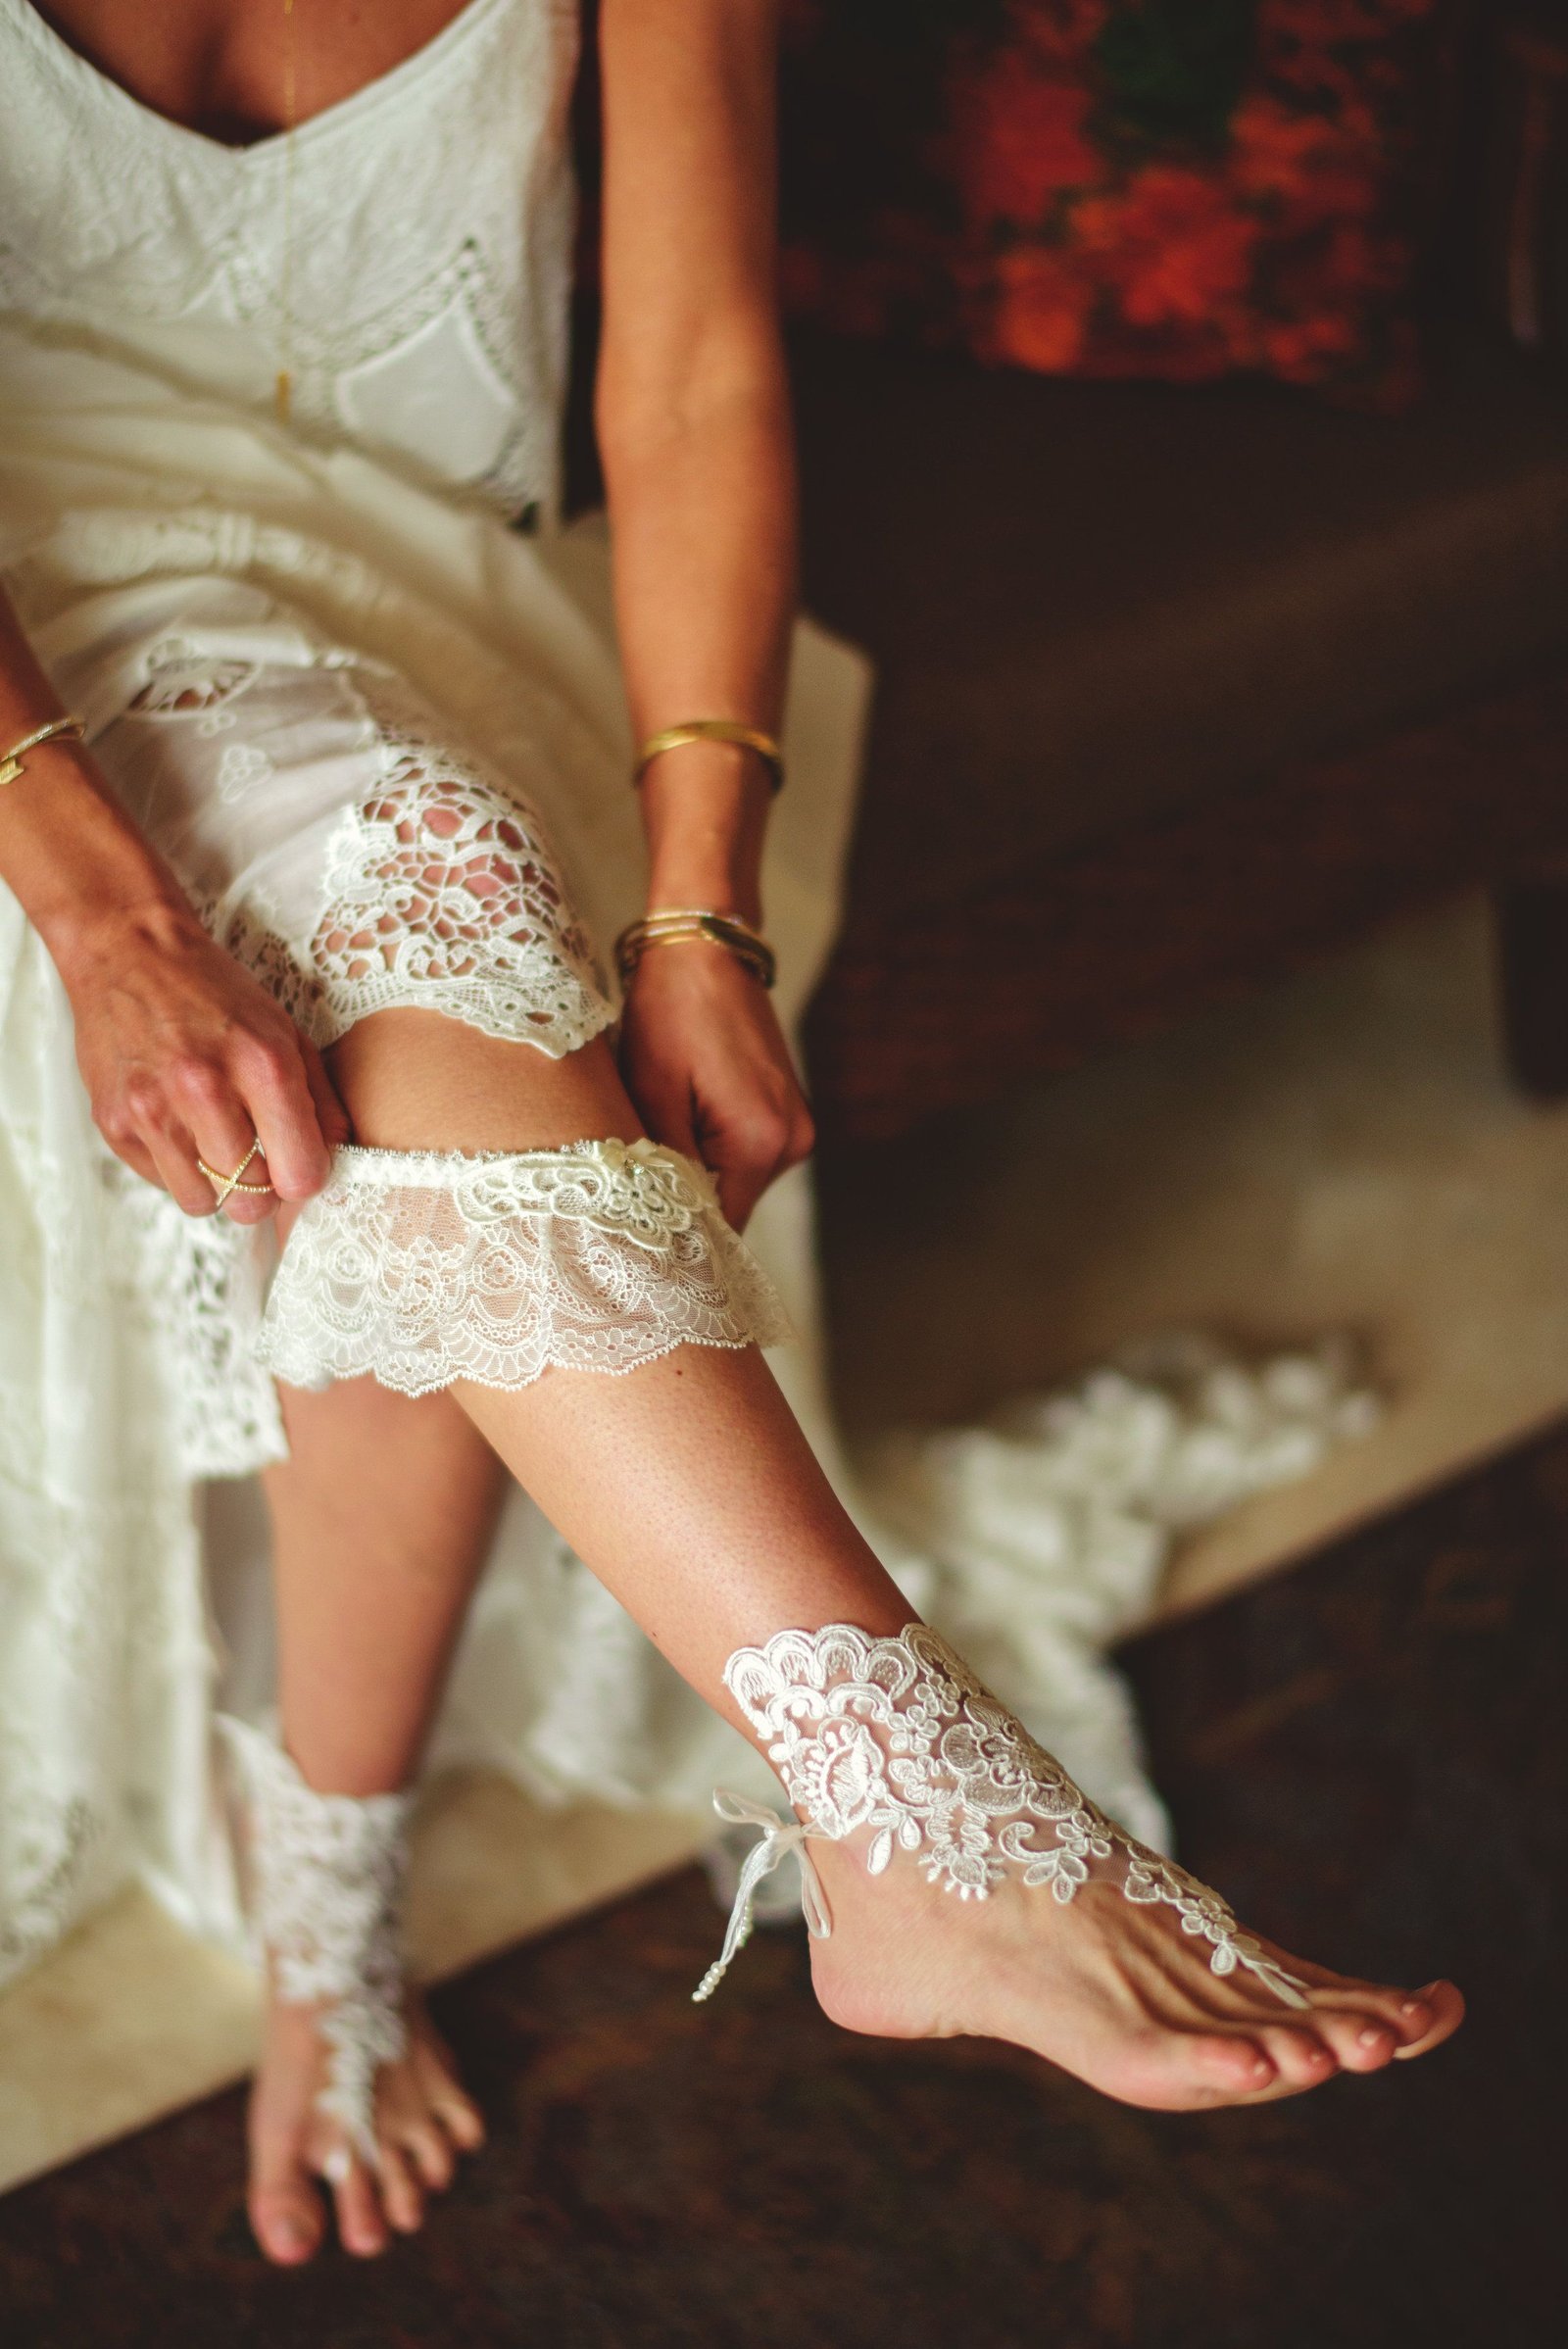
[0,0,1359,1990]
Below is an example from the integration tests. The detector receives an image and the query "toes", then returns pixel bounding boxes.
[413,2032,485,2153]
[1191,2033,1277,2098]
[1310,2008,1398,2074]
[248,2179,323,2267]
[376,2143,426,2235]
[1393,1979,1466,2059]
[1258,2024,1339,2090]
[399,2118,456,2195]
[326,2154,392,2258]
[430,2082,484,2154]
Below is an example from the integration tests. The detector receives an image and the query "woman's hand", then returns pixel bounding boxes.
[618,941,813,1231]
[57,892,348,1224]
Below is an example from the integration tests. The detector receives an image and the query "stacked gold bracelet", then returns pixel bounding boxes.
[614,907,777,990]
[634,719,785,796]
[0,713,86,789]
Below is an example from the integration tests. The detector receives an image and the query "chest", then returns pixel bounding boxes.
[27,0,474,146]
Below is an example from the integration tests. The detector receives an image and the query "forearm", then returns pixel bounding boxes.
[0,589,184,977]
[596,0,793,932]
[601,374,796,930]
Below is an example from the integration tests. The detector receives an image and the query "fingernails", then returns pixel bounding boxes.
[1250,2058,1272,2082]
[1357,2027,1386,2048]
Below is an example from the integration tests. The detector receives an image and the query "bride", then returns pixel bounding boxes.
[0,0,1461,2269]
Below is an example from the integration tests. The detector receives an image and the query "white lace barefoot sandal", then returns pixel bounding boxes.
[256,1137,792,1396]
[695,1622,1310,2011]
[219,1718,414,2164]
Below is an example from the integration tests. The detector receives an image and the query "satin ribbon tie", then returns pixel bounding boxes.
[692,1788,832,2003]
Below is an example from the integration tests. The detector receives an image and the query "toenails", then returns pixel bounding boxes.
[1393,1979,1464,2056]
[251,2199,321,2266]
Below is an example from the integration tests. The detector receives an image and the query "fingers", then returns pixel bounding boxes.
[628,1067,702,1166]
[138,1117,223,1220]
[236,1032,334,1202]
[181,1077,280,1229]
[104,1049,310,1224]
[300,1036,354,1152]
[711,1150,767,1234]
[703,1098,816,1232]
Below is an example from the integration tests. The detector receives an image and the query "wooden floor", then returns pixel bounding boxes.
[2,1425,1559,2349]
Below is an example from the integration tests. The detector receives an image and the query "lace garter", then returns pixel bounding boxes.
[258,1137,792,1397]
[220,1718,412,2163]
[695,1622,1309,2008]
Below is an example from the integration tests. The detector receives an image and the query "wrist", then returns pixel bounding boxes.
[639,740,768,929]
[6,743,191,976]
[45,874,196,991]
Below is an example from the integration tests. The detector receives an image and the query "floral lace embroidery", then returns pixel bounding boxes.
[699,1622,1310,2008]
[220,1718,412,2162]
[128,639,263,736]
[257,1138,793,1398]
[305,688,612,1055]
[216,739,277,802]
[102,1156,286,1480]
[0,1771,103,1986]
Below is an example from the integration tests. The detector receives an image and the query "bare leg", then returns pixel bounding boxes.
[308,1008,1462,2116]
[248,1345,499,2261]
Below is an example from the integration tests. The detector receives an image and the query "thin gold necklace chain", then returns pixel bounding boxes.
[276,0,299,423]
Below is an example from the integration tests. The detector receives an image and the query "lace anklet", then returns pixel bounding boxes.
[220,1719,413,2161]
[695,1623,1308,2009]
[256,1137,792,1397]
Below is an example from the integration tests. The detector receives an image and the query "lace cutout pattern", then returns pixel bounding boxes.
[127,637,263,735]
[306,699,612,1056]
[700,1623,1310,2007]
[220,1718,412,2161]
[102,1156,286,1480]
[0,1775,102,1986]
[257,1138,793,1398]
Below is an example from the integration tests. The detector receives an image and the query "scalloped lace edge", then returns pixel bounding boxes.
[257,1137,794,1397]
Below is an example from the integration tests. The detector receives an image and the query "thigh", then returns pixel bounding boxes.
[327,1011,644,1153]
[91,580,617,1072]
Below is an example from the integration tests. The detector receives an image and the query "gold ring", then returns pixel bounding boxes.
[197,1137,272,1204]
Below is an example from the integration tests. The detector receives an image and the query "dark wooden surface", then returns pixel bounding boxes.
[807,659,1568,1141]
[2,1426,1561,2349]
[1496,869,1568,1095]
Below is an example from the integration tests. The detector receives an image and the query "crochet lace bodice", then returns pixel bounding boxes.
[0,0,577,522]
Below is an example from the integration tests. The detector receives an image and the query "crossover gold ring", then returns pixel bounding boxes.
[197,1136,273,1204]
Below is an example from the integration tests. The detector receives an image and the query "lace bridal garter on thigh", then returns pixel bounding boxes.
[48,579,791,1400]
[259,1139,793,1395]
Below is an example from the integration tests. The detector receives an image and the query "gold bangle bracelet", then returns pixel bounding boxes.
[634,720,784,796]
[614,908,777,990]
[0,713,86,789]
[636,905,769,947]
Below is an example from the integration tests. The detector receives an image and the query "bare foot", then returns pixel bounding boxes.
[247,1989,484,2264]
[808,1839,1464,2112]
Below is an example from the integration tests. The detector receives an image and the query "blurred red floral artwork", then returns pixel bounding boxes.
[779,0,1446,407]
